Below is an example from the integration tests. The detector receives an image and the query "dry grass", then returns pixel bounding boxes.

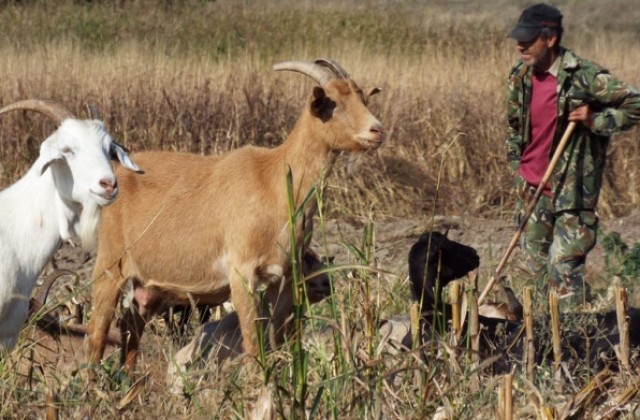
[1,0,638,220]
[1,0,640,418]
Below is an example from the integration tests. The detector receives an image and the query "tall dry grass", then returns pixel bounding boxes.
[1,1,639,418]
[1,0,638,221]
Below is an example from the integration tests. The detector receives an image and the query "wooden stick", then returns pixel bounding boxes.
[45,389,59,420]
[469,272,479,392]
[614,286,630,372]
[523,287,535,382]
[499,382,505,420]
[504,373,513,420]
[561,368,611,419]
[449,281,463,345]
[549,290,562,392]
[479,122,577,305]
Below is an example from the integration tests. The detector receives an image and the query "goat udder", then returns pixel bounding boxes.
[133,285,164,309]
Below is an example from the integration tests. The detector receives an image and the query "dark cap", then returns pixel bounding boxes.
[508,3,563,43]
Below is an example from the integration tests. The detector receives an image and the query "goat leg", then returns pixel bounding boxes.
[230,269,260,357]
[120,286,163,376]
[87,274,125,368]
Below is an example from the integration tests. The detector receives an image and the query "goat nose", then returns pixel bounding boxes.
[370,123,384,141]
[100,178,117,195]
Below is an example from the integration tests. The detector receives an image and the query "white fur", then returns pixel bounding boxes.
[0,116,139,352]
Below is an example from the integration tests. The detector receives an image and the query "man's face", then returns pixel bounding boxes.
[516,33,557,71]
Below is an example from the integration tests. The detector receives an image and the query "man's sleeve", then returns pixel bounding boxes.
[506,73,523,173]
[587,72,640,136]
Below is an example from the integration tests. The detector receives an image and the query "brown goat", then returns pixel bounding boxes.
[86,59,384,375]
[166,249,333,394]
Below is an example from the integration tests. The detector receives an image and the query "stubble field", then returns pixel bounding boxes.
[1,0,639,418]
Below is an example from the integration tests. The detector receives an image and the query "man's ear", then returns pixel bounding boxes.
[34,138,63,176]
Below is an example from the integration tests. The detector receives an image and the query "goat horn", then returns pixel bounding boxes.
[33,311,123,347]
[84,102,102,120]
[54,322,123,347]
[314,58,350,79]
[273,60,334,86]
[0,99,76,125]
[28,269,77,320]
[32,269,78,306]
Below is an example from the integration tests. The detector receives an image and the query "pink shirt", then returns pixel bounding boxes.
[519,70,557,196]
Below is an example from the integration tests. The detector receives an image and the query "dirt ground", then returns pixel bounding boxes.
[21,209,639,415]
[317,210,640,302]
[46,209,640,309]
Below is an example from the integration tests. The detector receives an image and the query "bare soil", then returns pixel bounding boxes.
[47,210,640,310]
[21,210,639,415]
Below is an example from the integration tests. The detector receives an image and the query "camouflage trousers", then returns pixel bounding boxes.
[514,175,598,304]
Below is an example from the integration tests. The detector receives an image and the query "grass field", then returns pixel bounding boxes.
[1,0,639,418]
[1,0,638,220]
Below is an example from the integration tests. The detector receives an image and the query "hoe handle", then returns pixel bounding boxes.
[478,122,577,305]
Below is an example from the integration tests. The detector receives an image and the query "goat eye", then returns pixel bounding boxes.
[61,147,73,154]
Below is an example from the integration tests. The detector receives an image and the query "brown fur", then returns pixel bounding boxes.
[87,76,383,375]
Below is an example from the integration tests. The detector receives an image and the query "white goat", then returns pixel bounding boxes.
[87,58,384,375]
[0,99,140,352]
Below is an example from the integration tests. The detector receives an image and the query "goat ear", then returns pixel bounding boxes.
[34,139,63,176]
[110,142,142,173]
[368,87,381,98]
[310,87,334,120]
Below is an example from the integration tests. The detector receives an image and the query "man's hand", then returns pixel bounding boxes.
[568,105,593,128]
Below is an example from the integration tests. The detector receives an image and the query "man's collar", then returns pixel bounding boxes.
[547,56,561,77]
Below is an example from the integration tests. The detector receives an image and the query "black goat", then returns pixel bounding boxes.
[407,231,640,375]
[405,231,519,371]
[408,231,480,311]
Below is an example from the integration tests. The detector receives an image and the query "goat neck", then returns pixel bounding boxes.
[0,167,70,280]
[276,112,337,203]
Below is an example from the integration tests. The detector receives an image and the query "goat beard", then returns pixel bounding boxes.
[76,202,102,251]
[345,151,364,176]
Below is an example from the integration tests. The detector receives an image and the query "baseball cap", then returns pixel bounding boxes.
[508,3,563,43]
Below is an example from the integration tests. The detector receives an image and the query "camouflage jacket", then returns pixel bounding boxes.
[506,47,640,212]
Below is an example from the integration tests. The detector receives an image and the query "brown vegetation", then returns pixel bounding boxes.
[1,1,639,418]
[1,1,637,222]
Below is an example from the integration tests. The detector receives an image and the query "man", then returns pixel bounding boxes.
[506,3,640,307]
